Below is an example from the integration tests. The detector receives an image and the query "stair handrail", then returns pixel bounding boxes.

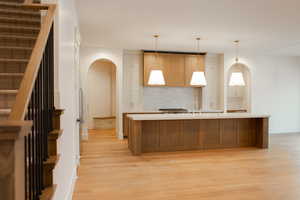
[9,3,57,121]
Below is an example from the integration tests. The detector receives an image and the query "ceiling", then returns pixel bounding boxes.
[75,0,300,56]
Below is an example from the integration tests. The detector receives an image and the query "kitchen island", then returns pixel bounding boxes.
[127,113,269,155]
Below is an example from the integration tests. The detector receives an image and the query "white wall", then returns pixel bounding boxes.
[87,60,116,128]
[47,0,80,199]
[224,54,300,134]
[122,50,144,112]
[202,53,224,111]
[80,46,123,138]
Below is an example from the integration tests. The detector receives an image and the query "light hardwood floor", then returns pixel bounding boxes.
[73,129,300,200]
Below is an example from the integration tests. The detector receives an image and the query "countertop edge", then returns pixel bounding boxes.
[127,114,271,121]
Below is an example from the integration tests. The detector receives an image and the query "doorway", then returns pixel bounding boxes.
[87,59,117,131]
[226,63,251,112]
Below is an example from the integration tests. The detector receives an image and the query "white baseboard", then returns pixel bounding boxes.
[118,131,123,140]
[270,131,300,135]
[64,165,78,200]
[81,127,89,140]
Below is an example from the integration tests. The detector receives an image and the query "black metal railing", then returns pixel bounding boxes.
[24,25,54,200]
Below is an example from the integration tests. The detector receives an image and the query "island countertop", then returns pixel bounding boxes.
[127,113,270,121]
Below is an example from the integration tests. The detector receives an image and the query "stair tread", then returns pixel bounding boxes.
[44,155,60,165]
[49,129,63,139]
[0,109,11,115]
[0,58,28,62]
[0,1,37,7]
[0,16,40,22]
[0,46,32,50]
[0,2,21,5]
[0,2,21,6]
[0,89,18,94]
[0,1,42,9]
[50,129,63,134]
[0,34,36,40]
[0,72,24,76]
[0,24,40,30]
[0,120,32,127]
[40,185,57,200]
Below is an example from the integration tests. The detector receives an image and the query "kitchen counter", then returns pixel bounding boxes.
[127,113,270,121]
[127,113,269,155]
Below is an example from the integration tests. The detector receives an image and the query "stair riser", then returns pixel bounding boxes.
[0,93,16,109]
[43,164,55,188]
[0,37,36,47]
[0,62,27,73]
[48,140,57,156]
[0,48,31,59]
[0,114,9,120]
[0,76,22,90]
[0,27,39,37]
[0,19,41,28]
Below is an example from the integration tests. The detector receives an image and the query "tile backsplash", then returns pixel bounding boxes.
[143,87,200,111]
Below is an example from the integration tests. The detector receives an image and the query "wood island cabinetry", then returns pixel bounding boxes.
[127,114,269,155]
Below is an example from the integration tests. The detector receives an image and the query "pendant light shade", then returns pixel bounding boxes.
[229,41,245,86]
[148,35,165,85]
[190,71,207,86]
[148,70,165,85]
[189,38,207,86]
[229,72,245,86]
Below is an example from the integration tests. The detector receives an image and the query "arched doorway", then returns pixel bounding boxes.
[226,63,251,112]
[87,59,116,130]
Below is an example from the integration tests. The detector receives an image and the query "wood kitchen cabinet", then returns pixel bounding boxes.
[162,53,185,86]
[143,51,205,87]
[128,117,269,155]
[184,54,205,86]
[143,52,164,86]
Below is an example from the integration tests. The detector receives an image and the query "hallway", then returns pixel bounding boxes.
[72,130,300,200]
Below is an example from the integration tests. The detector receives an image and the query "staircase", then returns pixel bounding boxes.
[0,1,59,200]
[0,1,40,120]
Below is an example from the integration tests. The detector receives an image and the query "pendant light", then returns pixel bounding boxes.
[229,40,245,86]
[229,72,245,86]
[190,38,207,86]
[148,35,166,85]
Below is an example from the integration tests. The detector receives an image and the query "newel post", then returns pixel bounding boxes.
[0,122,31,200]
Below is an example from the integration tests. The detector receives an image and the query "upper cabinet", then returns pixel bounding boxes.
[162,53,186,86]
[184,55,205,86]
[143,53,164,84]
[143,52,205,87]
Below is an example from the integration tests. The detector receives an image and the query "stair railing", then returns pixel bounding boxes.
[8,3,56,200]
[9,4,56,121]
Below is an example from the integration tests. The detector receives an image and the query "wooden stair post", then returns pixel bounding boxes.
[40,108,64,200]
[0,121,31,200]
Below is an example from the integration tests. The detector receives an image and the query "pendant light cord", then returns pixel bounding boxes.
[154,35,159,62]
[235,40,239,63]
[196,37,200,53]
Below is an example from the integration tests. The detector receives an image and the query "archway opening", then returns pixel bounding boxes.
[227,63,251,113]
[87,59,116,130]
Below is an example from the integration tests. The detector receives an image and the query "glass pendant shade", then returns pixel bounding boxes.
[229,72,245,86]
[190,71,207,86]
[148,70,165,85]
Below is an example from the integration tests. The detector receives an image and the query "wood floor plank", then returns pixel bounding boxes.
[73,129,300,200]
